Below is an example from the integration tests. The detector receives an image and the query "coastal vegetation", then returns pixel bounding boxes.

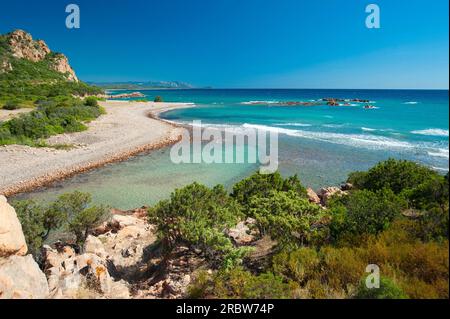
[0,30,105,146]
[0,96,105,146]
[11,159,449,299]
[14,191,109,256]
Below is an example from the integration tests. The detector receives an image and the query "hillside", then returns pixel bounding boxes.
[0,30,105,146]
[0,30,102,107]
[93,81,194,90]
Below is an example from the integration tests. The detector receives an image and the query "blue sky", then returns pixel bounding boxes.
[0,0,448,88]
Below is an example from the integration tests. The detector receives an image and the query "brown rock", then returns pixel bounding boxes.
[306,188,321,204]
[0,255,49,299]
[0,195,27,257]
[318,187,347,206]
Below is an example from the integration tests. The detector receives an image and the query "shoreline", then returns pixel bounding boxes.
[0,101,195,197]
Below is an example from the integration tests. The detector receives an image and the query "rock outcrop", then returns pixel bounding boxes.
[0,255,49,299]
[49,54,78,82]
[306,188,321,205]
[0,195,49,299]
[318,187,347,206]
[0,195,27,257]
[2,29,78,82]
[7,30,50,62]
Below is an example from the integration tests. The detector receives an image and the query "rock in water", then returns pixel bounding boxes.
[0,195,27,257]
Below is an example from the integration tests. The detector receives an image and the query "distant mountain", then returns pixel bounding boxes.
[93,81,194,90]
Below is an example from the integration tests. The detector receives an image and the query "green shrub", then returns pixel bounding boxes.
[355,277,408,299]
[232,172,307,208]
[84,96,99,107]
[2,100,21,110]
[0,96,103,146]
[248,190,327,247]
[329,188,406,241]
[14,200,46,255]
[188,268,298,299]
[13,191,109,253]
[348,159,437,194]
[154,96,163,102]
[148,183,246,268]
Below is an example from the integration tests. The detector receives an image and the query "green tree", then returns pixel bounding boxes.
[248,190,326,247]
[231,171,307,208]
[68,206,109,247]
[148,182,245,268]
[154,96,163,102]
[13,200,46,255]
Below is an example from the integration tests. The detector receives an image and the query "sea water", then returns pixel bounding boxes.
[14,89,449,209]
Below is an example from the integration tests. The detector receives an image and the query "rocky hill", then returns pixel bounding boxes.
[0,30,78,82]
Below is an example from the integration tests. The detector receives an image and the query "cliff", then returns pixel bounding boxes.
[0,29,78,82]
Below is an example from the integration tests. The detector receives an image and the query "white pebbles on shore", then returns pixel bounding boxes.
[0,101,193,196]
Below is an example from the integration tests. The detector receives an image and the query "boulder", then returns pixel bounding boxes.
[306,188,321,205]
[318,187,347,206]
[0,255,49,299]
[341,183,353,191]
[83,235,107,258]
[0,195,27,257]
[112,215,141,228]
[228,220,255,245]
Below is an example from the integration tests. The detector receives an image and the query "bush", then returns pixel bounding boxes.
[232,172,307,208]
[14,200,46,255]
[148,183,246,268]
[84,96,99,107]
[154,96,163,102]
[355,277,408,299]
[1,96,104,145]
[2,100,21,110]
[348,159,437,195]
[188,268,298,299]
[68,206,109,247]
[248,190,327,247]
[329,188,406,241]
[13,191,109,253]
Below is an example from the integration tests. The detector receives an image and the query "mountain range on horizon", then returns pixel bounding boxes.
[91,81,197,90]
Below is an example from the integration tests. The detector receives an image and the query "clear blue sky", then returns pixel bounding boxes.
[1,0,448,89]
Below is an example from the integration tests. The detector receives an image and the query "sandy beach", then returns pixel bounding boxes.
[0,100,194,197]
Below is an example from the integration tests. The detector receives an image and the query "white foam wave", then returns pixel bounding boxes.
[242,123,415,150]
[411,129,449,137]
[275,122,312,127]
[361,127,376,132]
[241,100,280,105]
[404,101,419,105]
[427,148,449,159]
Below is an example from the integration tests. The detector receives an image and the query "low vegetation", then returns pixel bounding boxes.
[0,96,105,146]
[13,191,109,256]
[12,159,449,298]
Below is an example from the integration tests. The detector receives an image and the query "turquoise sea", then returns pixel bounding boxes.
[15,89,449,209]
